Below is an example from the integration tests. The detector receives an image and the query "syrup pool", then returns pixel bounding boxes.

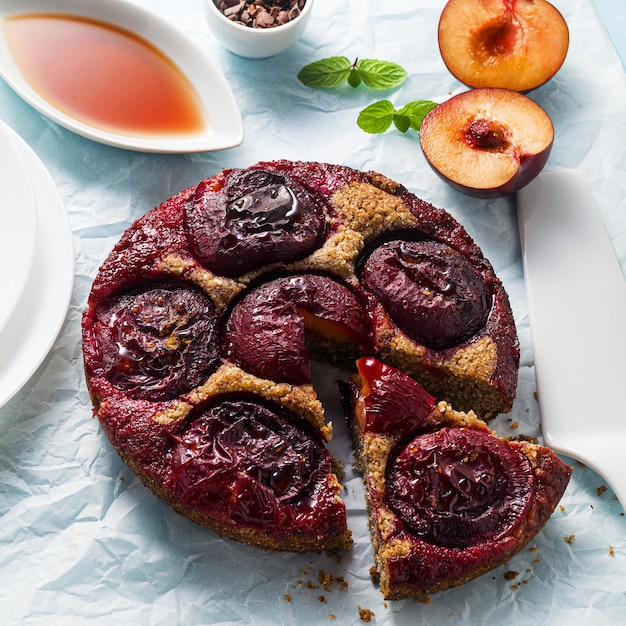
[4,14,207,137]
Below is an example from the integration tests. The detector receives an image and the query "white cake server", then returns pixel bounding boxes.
[516,169,626,510]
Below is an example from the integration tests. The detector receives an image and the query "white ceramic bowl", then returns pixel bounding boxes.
[204,0,314,59]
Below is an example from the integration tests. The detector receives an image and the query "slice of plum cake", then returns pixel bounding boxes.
[344,357,572,600]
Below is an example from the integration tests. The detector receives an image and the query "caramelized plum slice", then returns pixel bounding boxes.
[226,274,371,384]
[354,357,435,436]
[387,427,534,548]
[185,169,327,277]
[167,398,331,529]
[360,240,491,349]
[88,284,220,401]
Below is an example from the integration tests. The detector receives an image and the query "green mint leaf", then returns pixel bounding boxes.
[393,114,411,133]
[297,56,352,88]
[357,100,396,134]
[358,100,439,135]
[396,100,439,131]
[356,59,408,90]
[298,57,408,89]
[347,67,362,88]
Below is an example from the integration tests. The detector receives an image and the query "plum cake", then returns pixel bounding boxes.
[82,161,567,595]
[343,357,571,600]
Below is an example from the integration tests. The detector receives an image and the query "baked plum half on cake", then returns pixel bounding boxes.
[359,239,492,350]
[83,160,523,556]
[164,396,348,551]
[345,357,572,600]
[184,168,328,277]
[225,273,372,385]
[83,283,221,401]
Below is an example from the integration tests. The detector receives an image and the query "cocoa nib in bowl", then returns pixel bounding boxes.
[204,0,314,59]
[214,0,306,29]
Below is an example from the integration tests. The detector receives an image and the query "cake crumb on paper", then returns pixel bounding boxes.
[358,606,375,622]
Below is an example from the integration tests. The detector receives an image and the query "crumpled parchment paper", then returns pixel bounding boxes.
[0,1,624,624]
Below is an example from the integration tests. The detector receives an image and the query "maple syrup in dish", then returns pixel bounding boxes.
[4,14,207,137]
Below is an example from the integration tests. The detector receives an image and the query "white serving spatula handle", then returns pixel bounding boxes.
[517,170,626,510]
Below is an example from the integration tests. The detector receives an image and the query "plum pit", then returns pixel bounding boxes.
[465,119,509,151]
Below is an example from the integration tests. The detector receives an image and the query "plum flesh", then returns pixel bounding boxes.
[354,357,436,437]
[184,168,328,277]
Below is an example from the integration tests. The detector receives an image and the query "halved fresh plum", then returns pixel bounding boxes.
[165,396,348,546]
[353,357,436,437]
[83,283,220,401]
[438,0,569,92]
[225,274,372,384]
[184,168,328,277]
[360,239,492,349]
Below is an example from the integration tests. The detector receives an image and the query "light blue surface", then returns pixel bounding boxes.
[0,1,625,624]
[591,0,626,67]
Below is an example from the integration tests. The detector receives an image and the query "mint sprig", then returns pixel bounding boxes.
[297,56,437,136]
[357,99,438,134]
[298,57,407,90]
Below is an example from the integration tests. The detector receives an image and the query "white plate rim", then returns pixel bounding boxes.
[0,119,37,335]
[0,0,244,153]
[0,126,74,409]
